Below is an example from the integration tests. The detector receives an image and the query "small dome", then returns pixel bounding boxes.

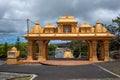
[96,20,101,24]
[29,22,41,33]
[44,23,54,28]
[11,47,17,51]
[35,22,40,25]
[80,22,92,27]
[95,21,107,32]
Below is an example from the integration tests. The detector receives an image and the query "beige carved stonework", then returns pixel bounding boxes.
[7,47,20,64]
[24,16,114,62]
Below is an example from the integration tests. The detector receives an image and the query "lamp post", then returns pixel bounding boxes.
[27,19,29,33]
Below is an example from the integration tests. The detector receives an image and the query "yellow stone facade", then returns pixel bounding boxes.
[7,47,20,64]
[24,16,114,62]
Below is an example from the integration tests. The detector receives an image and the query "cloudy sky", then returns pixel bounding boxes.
[0,0,120,34]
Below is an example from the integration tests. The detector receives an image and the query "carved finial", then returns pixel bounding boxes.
[45,23,54,28]
[11,47,17,51]
[80,22,91,27]
[96,20,101,24]
[35,22,40,25]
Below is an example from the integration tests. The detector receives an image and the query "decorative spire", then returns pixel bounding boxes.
[44,23,54,28]
[96,20,101,24]
[80,22,92,27]
[35,22,40,25]
[11,47,17,51]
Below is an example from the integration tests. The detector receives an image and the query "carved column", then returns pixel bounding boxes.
[92,40,98,61]
[38,41,45,61]
[38,40,49,61]
[87,40,93,61]
[61,25,64,33]
[45,42,49,59]
[27,40,33,61]
[58,24,63,33]
[100,41,105,60]
[103,40,109,61]
[32,41,36,60]
[42,41,46,60]
[71,24,76,33]
[44,40,49,59]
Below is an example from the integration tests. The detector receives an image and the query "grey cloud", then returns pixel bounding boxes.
[0,0,120,34]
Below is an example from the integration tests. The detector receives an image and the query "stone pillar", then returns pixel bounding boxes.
[58,24,63,33]
[103,40,109,61]
[71,24,76,33]
[32,41,36,60]
[92,40,98,61]
[100,41,105,60]
[45,43,48,59]
[38,41,45,61]
[42,41,46,60]
[38,40,49,61]
[87,41,93,61]
[44,40,49,59]
[27,40,33,61]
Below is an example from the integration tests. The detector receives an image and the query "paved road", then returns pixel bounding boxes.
[0,63,119,80]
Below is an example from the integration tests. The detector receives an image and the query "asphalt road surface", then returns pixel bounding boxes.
[0,64,119,80]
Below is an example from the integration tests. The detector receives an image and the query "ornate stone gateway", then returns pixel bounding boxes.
[24,16,114,62]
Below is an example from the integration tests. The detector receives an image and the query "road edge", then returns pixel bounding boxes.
[93,63,120,78]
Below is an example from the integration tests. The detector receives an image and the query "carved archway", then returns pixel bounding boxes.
[24,16,114,62]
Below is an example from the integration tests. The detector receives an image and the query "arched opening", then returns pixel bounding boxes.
[64,27,70,33]
[47,40,89,60]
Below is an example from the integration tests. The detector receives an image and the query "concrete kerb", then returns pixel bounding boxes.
[0,72,37,80]
[31,74,37,80]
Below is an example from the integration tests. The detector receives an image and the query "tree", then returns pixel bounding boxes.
[106,24,117,34]
[111,16,120,51]
[0,44,4,58]
[48,44,57,56]
[15,37,21,50]
[48,44,57,51]
[112,16,120,36]
[105,16,120,52]
[19,42,27,58]
[3,42,9,58]
[15,37,27,58]
[69,40,88,58]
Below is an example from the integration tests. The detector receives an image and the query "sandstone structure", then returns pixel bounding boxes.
[24,16,114,62]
